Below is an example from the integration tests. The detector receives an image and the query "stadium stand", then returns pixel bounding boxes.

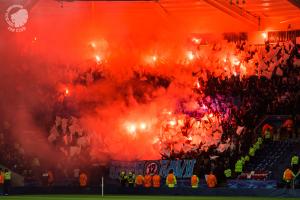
[0,3,300,196]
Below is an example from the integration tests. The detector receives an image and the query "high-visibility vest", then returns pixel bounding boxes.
[224,169,232,178]
[283,169,294,182]
[166,173,177,188]
[206,174,217,188]
[235,160,243,173]
[249,147,255,157]
[152,175,161,188]
[257,137,263,145]
[291,156,299,165]
[254,142,260,150]
[127,174,135,184]
[144,175,152,187]
[241,157,245,165]
[79,173,88,187]
[191,175,199,188]
[0,172,4,184]
[245,155,250,162]
[4,171,11,181]
[119,172,127,182]
[265,130,271,139]
[135,175,144,186]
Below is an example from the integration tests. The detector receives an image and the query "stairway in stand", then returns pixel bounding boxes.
[244,140,294,180]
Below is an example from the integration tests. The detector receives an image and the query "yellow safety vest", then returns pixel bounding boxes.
[4,172,11,180]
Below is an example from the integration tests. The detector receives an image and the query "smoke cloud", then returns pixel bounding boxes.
[0,0,237,164]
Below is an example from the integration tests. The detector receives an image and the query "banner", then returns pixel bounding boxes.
[109,159,196,179]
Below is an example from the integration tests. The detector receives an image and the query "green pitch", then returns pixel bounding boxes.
[2,195,299,200]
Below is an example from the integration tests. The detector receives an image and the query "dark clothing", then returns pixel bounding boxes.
[4,180,10,195]
[120,179,126,187]
[0,183,3,195]
[127,174,135,188]
[284,180,292,189]
[119,173,127,187]
[292,164,299,175]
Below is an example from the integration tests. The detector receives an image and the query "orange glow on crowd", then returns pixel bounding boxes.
[0,0,296,162]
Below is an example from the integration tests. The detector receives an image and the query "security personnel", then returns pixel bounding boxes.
[257,137,263,145]
[79,171,88,188]
[166,170,177,188]
[291,155,299,174]
[119,171,127,187]
[283,167,295,188]
[241,156,246,165]
[0,168,4,196]
[224,169,232,179]
[264,129,271,140]
[249,147,255,157]
[127,172,135,187]
[191,174,199,188]
[144,173,152,188]
[254,141,260,151]
[206,171,217,188]
[235,159,243,174]
[152,173,161,188]
[291,155,299,166]
[245,155,250,163]
[4,169,11,195]
[135,174,144,187]
[262,124,272,141]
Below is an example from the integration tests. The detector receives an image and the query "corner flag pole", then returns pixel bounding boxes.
[101,176,104,197]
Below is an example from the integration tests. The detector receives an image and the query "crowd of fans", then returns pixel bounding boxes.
[155,39,300,181]
[116,39,299,186]
[0,37,299,188]
[47,116,90,159]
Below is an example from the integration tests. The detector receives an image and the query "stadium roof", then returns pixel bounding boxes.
[1,0,300,34]
[160,0,300,30]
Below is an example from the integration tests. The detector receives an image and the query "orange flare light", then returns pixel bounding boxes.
[140,122,147,130]
[95,55,101,63]
[127,123,136,134]
[91,42,96,48]
[262,32,267,40]
[152,55,157,62]
[65,88,69,96]
[187,51,195,61]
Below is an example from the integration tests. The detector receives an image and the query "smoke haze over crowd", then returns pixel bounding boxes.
[0,0,202,162]
[1,0,297,164]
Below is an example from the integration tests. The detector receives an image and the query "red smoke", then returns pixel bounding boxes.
[0,0,257,163]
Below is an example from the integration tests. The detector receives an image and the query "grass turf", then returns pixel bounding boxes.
[1,196,299,200]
